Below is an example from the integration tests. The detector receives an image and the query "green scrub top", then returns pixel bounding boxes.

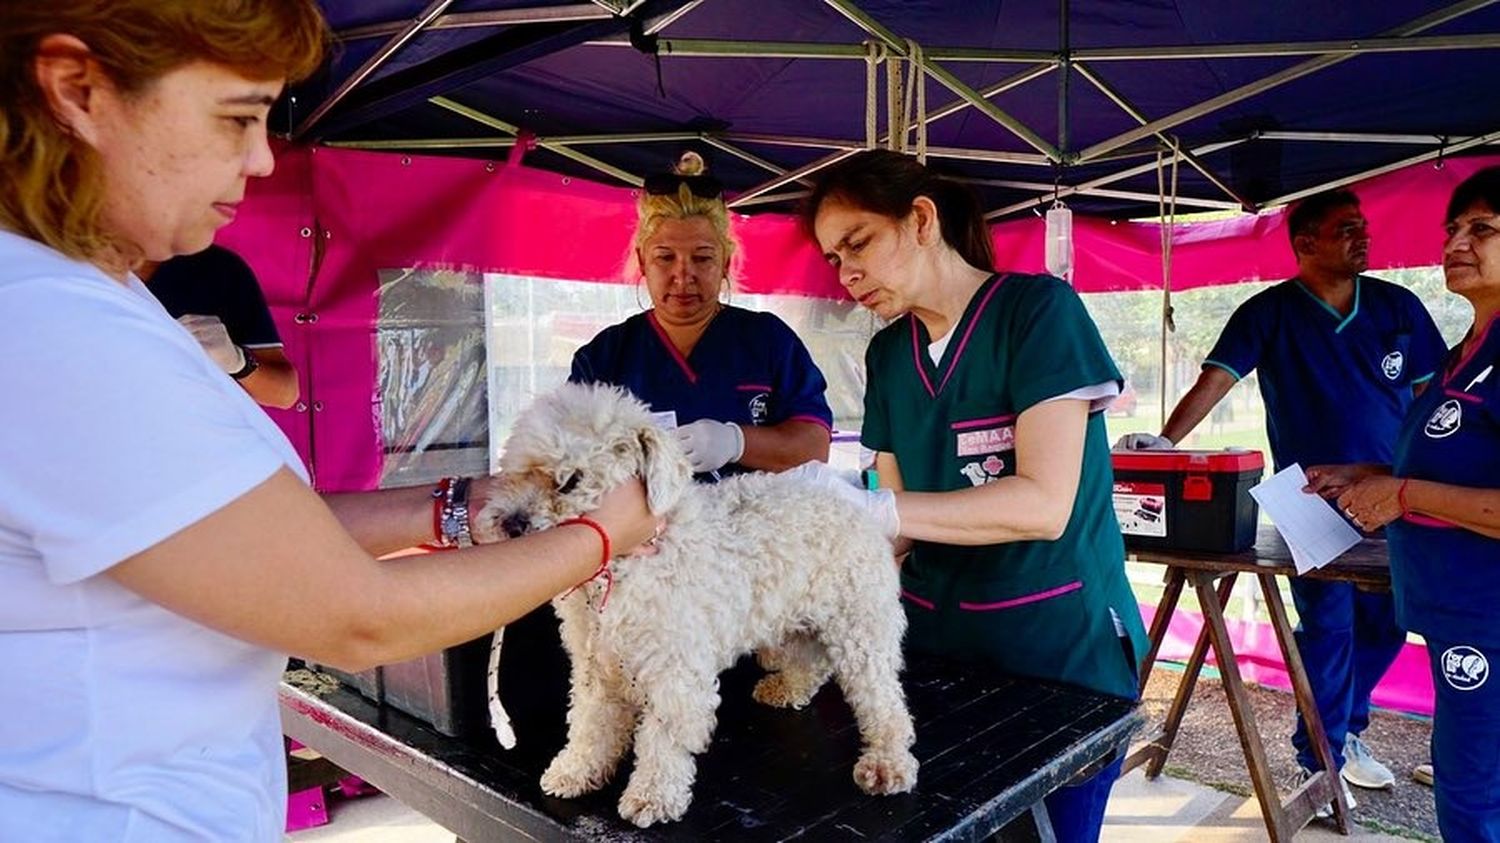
[863,273,1147,700]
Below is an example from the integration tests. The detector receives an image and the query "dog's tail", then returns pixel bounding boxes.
[487,628,517,749]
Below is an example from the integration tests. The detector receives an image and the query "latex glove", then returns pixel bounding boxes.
[782,461,900,540]
[674,419,744,474]
[177,314,245,373]
[1113,432,1174,452]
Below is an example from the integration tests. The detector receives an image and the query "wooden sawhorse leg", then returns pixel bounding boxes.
[1259,572,1352,835]
[1124,566,1231,779]
[1125,569,1350,840]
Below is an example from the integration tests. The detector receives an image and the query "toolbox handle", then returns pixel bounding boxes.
[1183,475,1213,502]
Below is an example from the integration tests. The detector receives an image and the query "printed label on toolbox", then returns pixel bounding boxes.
[1113,481,1167,537]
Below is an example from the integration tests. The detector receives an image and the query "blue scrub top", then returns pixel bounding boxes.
[1388,314,1500,646]
[570,305,833,478]
[1204,276,1447,470]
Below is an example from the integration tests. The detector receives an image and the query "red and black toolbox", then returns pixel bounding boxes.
[1110,449,1265,553]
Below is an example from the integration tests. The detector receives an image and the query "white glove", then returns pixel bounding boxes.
[674,419,745,474]
[1113,432,1174,452]
[177,314,245,373]
[781,461,901,540]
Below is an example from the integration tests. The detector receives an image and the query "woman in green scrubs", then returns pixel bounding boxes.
[804,150,1146,843]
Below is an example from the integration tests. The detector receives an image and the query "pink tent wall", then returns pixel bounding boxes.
[221,145,1499,489]
[218,146,1486,717]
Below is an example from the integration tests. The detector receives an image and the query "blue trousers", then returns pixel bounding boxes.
[1043,755,1124,843]
[1427,636,1500,842]
[1288,579,1407,772]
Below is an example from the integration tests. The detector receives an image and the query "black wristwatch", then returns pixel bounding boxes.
[229,347,259,380]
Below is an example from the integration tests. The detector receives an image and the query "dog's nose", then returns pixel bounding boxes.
[501,513,531,538]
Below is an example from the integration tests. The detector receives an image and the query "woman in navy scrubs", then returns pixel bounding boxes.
[570,153,833,479]
[1312,166,1500,842]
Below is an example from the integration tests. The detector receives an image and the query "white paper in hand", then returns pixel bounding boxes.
[1248,463,1362,574]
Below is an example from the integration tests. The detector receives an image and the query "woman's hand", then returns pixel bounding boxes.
[674,419,744,473]
[781,461,901,540]
[1336,475,1404,532]
[583,478,660,555]
[1304,463,1388,499]
[467,474,507,545]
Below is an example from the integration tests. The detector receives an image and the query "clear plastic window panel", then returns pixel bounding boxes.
[376,267,490,488]
[481,275,883,474]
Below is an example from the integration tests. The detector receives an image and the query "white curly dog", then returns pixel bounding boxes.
[475,382,917,827]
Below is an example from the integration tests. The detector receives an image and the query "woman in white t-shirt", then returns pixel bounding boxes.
[0,4,656,841]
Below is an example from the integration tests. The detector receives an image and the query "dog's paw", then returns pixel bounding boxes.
[540,754,607,798]
[751,672,814,709]
[618,780,692,827]
[853,748,919,795]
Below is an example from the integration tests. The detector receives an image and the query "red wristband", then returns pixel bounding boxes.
[559,516,614,609]
[559,516,611,569]
[1397,478,1411,517]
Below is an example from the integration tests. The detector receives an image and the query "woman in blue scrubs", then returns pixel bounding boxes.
[1313,166,1500,842]
[570,153,833,479]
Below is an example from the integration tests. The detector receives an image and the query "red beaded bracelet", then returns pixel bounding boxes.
[559,516,614,609]
[1397,478,1411,517]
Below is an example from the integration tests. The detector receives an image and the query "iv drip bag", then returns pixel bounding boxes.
[1045,202,1073,282]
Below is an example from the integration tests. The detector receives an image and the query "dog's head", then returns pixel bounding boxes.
[476,382,692,538]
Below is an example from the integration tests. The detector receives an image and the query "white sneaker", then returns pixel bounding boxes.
[1290,766,1357,820]
[1342,733,1396,790]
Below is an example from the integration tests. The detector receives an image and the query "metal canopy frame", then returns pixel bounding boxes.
[311,0,1500,219]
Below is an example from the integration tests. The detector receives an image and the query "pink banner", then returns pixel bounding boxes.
[221,144,1500,497]
[1141,602,1435,718]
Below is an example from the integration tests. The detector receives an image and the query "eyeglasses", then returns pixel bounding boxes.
[643,173,724,199]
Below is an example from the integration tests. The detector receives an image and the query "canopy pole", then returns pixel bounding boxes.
[1157,142,1180,424]
[1058,0,1070,157]
[864,41,884,149]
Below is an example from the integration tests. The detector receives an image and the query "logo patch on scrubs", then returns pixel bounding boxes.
[1381,351,1404,380]
[1424,399,1463,439]
[747,392,769,424]
[1441,645,1489,691]
[959,457,1004,487]
[955,425,1015,457]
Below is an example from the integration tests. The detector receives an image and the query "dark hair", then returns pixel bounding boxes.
[1445,166,1500,222]
[801,150,995,273]
[1286,188,1360,250]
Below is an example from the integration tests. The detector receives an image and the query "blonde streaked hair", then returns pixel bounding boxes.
[0,0,328,262]
[632,151,739,279]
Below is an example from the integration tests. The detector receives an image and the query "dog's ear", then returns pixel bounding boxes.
[638,424,690,514]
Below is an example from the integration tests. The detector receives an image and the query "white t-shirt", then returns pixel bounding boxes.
[0,230,308,842]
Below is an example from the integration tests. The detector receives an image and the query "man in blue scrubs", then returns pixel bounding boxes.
[1118,190,1448,805]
